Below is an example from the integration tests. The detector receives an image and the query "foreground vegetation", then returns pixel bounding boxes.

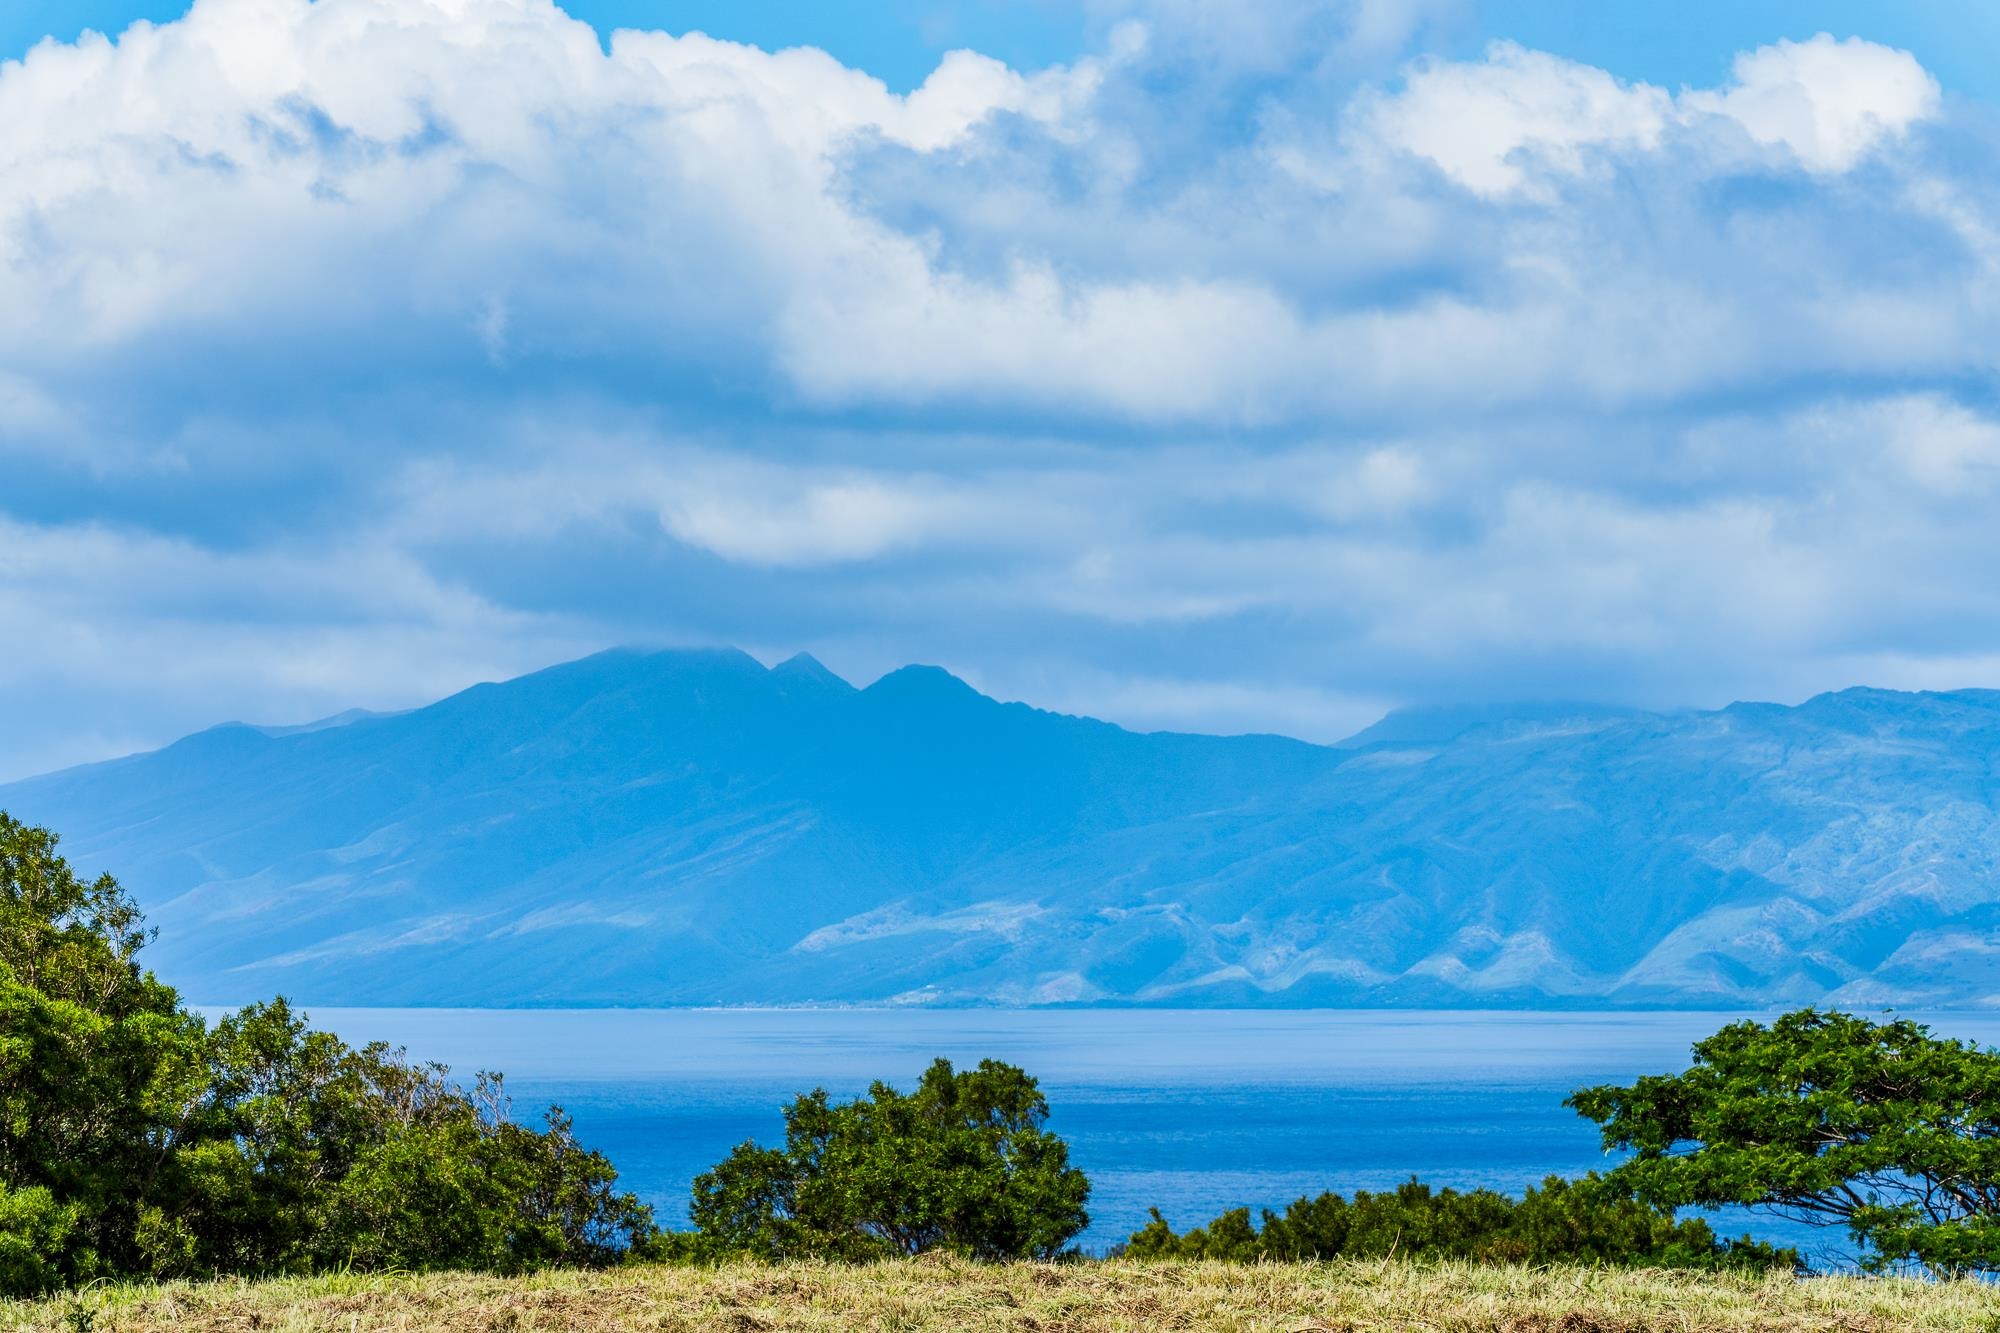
[1125,1177,1794,1270]
[15,805,2000,1299]
[9,1259,2000,1333]
[0,814,650,1294]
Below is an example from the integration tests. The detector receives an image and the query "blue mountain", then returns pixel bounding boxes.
[4,648,1996,1008]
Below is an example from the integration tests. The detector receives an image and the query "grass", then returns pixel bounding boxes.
[6,1260,1999,1333]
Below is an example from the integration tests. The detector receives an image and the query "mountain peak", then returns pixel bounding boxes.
[528,644,765,686]
[15,650,2000,1010]
[771,652,853,691]
[863,663,988,707]
[637,644,765,672]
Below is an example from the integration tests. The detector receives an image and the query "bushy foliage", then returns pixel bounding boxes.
[0,812,652,1296]
[1122,1175,1797,1270]
[684,1057,1090,1260]
[1569,1008,2000,1277]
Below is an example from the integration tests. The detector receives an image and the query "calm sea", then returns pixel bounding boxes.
[242,1008,2000,1266]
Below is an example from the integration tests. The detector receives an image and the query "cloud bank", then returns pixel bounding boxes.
[2,0,1997,776]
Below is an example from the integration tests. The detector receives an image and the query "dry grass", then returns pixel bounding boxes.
[7,1260,1998,1333]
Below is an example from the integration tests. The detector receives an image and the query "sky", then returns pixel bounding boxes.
[5,0,2000,778]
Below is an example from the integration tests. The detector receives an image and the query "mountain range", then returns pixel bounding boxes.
[3,646,1996,1008]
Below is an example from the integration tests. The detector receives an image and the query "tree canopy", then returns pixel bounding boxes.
[686,1057,1090,1260]
[0,812,652,1296]
[1569,1009,2000,1276]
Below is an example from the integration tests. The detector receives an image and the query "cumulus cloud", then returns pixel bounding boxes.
[1683,34,1939,173]
[1352,42,1673,197]
[1355,33,1938,198]
[0,1,1971,428]
[1,0,1998,777]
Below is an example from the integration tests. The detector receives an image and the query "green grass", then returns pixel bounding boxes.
[8,1259,2000,1332]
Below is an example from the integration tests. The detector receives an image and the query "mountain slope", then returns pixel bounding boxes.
[4,649,1997,1007]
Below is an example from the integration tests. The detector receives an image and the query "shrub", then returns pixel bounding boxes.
[1123,1175,1796,1270]
[0,1185,79,1298]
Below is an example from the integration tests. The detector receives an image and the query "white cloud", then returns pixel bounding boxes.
[0,1,1998,778]
[1876,398,2000,496]
[658,468,979,568]
[0,2,1971,430]
[1683,34,1939,174]
[1355,33,1938,198]
[779,262,1313,422]
[0,0,1095,378]
[1354,41,1672,198]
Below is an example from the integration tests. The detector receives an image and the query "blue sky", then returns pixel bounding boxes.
[15,2,2000,97]
[5,0,2000,777]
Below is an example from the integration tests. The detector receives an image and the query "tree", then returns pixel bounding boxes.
[0,812,654,1295]
[319,1097,652,1273]
[688,1058,1090,1260]
[149,1001,654,1276]
[1568,1009,2000,1276]
[0,812,203,1291]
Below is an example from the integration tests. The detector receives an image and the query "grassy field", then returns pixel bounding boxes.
[6,1260,1998,1333]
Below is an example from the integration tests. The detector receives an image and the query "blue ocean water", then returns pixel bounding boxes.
[269,1008,2000,1265]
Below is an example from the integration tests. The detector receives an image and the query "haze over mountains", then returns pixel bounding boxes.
[3,647,1996,1009]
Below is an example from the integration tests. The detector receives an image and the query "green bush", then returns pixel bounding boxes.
[0,1185,79,1298]
[1123,1175,1797,1271]
[0,812,653,1295]
[684,1057,1091,1260]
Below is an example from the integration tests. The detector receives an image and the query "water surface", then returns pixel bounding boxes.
[265,1007,2000,1264]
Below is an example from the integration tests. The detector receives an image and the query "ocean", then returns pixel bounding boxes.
[256,1007,2000,1266]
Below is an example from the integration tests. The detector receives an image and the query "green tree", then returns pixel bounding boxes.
[688,1058,1089,1260]
[320,1097,651,1273]
[146,1000,652,1276]
[0,812,204,1291]
[0,812,653,1295]
[1568,1009,2000,1276]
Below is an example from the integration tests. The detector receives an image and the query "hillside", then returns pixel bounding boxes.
[4,647,1999,1008]
[6,1260,1994,1333]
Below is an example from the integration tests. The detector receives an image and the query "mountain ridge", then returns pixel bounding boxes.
[4,647,1997,1010]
